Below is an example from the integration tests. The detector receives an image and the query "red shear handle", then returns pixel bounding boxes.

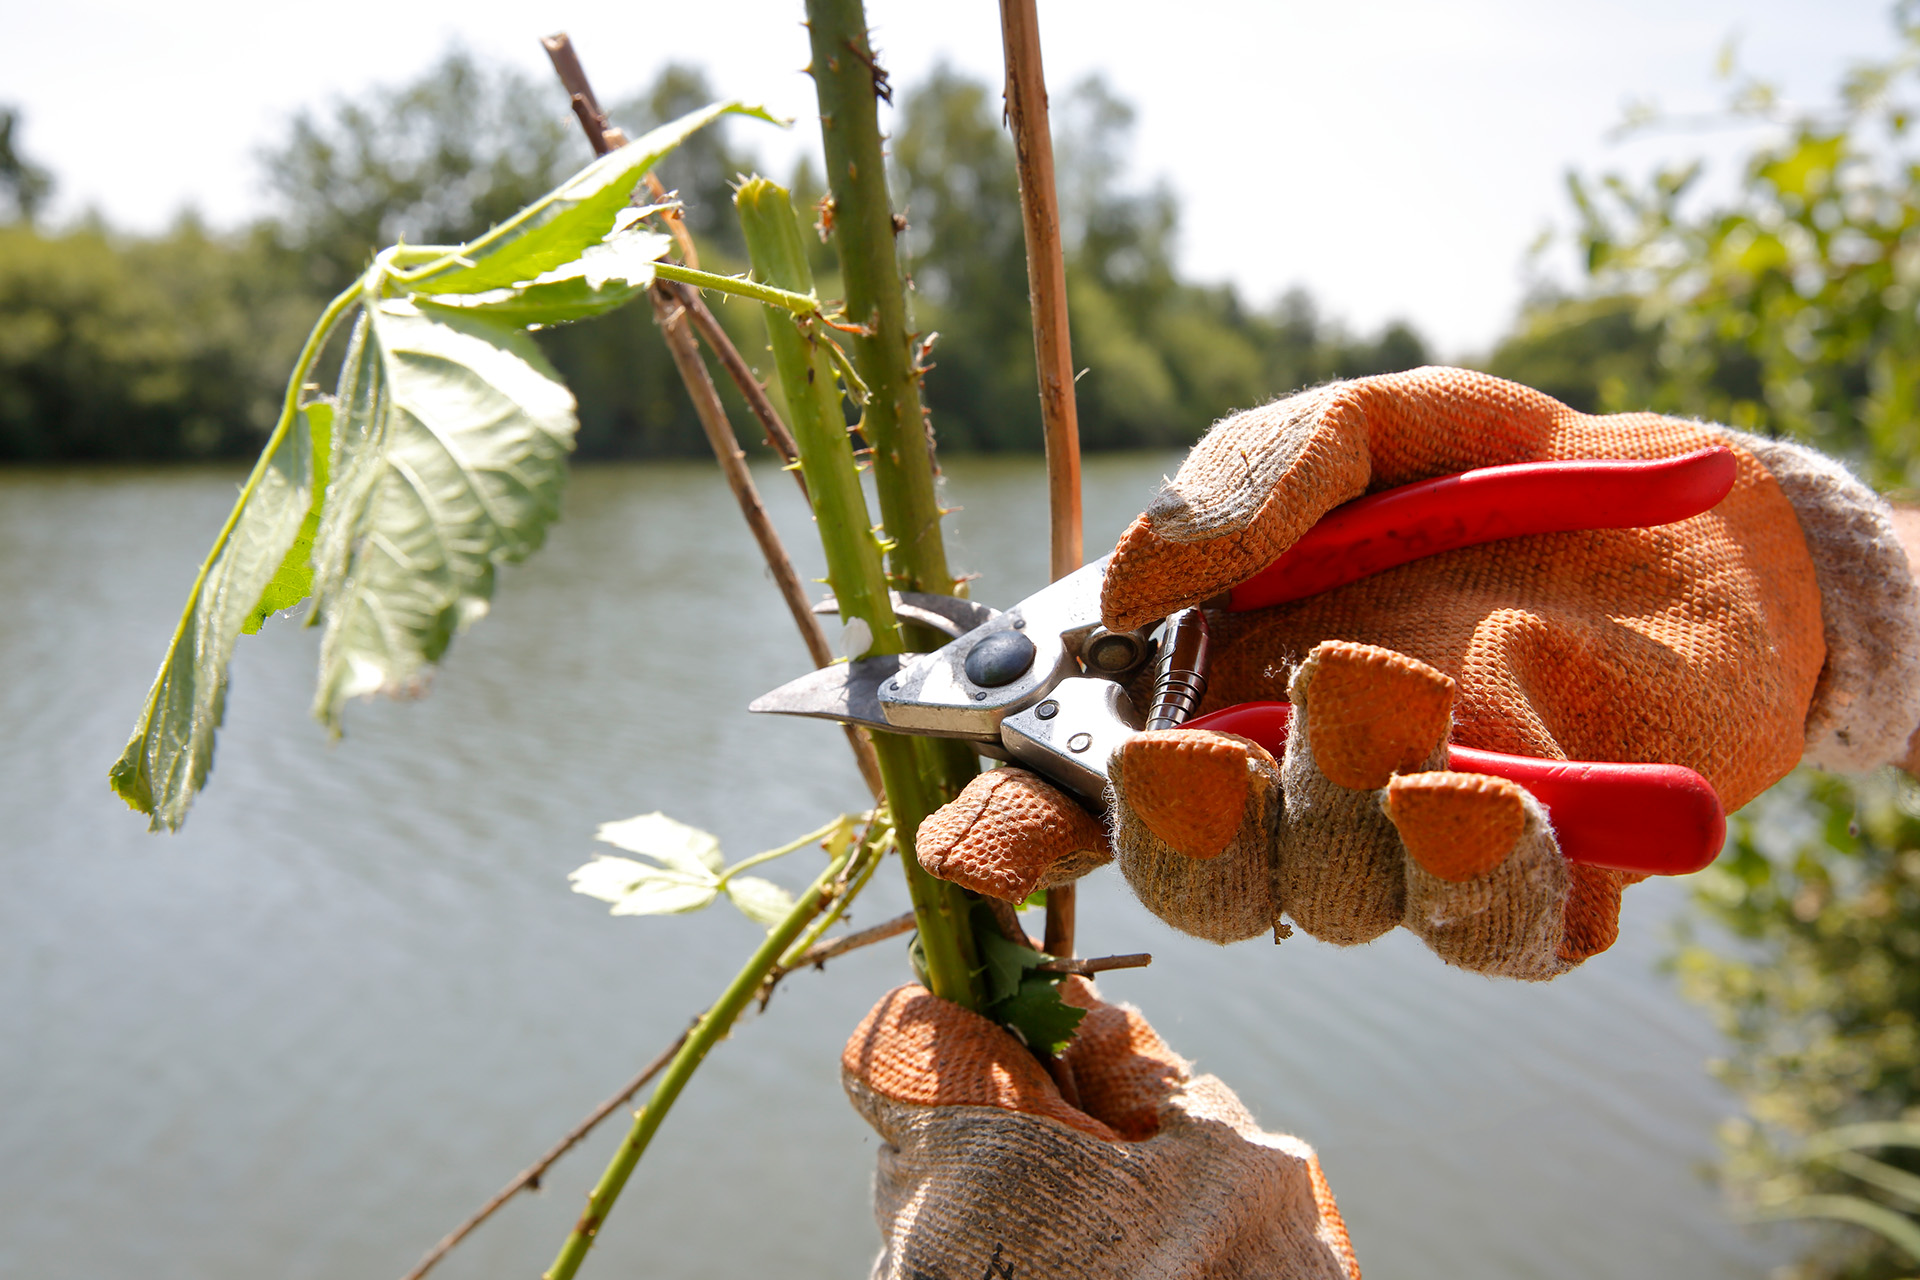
[1182,702,1726,876]
[1227,448,1739,612]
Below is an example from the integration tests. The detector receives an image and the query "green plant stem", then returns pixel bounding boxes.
[542,838,860,1280]
[652,261,822,316]
[803,0,954,599]
[799,1,988,992]
[715,813,855,888]
[778,825,891,968]
[735,177,981,1010]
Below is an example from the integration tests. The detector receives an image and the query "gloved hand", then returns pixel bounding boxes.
[917,368,1920,979]
[842,978,1360,1280]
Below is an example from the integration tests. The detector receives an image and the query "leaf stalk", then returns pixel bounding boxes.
[541,833,861,1280]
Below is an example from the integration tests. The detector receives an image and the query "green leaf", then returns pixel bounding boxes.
[993,974,1087,1057]
[307,300,578,727]
[725,876,798,930]
[417,226,673,328]
[109,378,326,830]
[568,854,719,916]
[595,812,725,876]
[415,102,778,297]
[970,903,1088,1055]
[242,400,333,634]
[977,925,1040,1005]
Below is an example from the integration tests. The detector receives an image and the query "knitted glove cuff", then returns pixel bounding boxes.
[1713,427,1920,771]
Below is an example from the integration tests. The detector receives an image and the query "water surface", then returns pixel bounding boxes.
[0,456,1789,1278]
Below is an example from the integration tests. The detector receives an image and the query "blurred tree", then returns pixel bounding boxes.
[3,53,1430,462]
[891,68,1430,452]
[0,219,310,459]
[1674,773,1920,1280]
[261,48,578,296]
[0,107,53,224]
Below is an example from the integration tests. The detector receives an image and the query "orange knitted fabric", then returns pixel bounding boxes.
[842,985,1119,1140]
[1108,368,1826,815]
[910,369,1857,980]
[916,769,1110,902]
[842,983,1363,1279]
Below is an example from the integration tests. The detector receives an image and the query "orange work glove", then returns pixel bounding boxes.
[842,978,1360,1279]
[917,368,1920,979]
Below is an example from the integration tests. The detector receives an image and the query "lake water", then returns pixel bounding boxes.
[0,454,1794,1279]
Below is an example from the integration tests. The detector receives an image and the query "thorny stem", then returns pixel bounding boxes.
[784,907,914,971]
[541,837,862,1280]
[735,176,982,1012]
[401,895,922,1280]
[651,283,884,796]
[804,0,956,600]
[774,824,893,965]
[652,261,822,316]
[539,39,879,798]
[678,285,806,474]
[798,0,991,1015]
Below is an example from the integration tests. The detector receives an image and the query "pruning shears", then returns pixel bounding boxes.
[752,448,1738,877]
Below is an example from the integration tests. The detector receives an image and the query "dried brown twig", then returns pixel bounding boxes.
[398,1025,691,1280]
[999,0,1084,960]
[540,32,881,798]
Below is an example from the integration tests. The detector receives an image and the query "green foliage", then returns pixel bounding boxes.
[1530,19,1920,1276]
[242,401,332,634]
[1748,1123,1920,1266]
[1520,11,1920,487]
[304,302,577,728]
[0,219,313,459]
[570,812,864,931]
[1674,772,1920,1278]
[972,903,1085,1056]
[112,101,753,829]
[107,335,335,829]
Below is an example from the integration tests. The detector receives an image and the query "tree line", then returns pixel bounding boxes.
[0,53,1429,462]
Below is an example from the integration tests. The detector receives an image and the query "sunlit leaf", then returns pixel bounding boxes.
[568,854,719,916]
[417,228,673,327]
[109,384,325,830]
[243,400,334,633]
[595,812,724,876]
[725,876,797,929]
[307,300,577,727]
[418,102,778,297]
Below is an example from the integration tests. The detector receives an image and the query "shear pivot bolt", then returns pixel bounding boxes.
[1035,700,1059,720]
[1067,732,1093,753]
[963,630,1036,687]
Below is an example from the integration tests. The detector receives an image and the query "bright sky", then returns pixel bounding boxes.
[3,0,1897,354]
